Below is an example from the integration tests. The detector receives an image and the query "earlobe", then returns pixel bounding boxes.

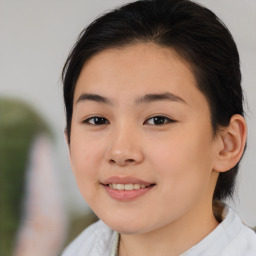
[213,114,247,173]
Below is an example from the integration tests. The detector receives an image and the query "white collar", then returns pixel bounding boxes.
[110,201,235,256]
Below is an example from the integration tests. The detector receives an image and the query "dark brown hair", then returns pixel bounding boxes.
[62,0,244,200]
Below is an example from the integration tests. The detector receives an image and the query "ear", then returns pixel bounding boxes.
[213,114,247,173]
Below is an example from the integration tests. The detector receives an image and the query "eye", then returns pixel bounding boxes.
[82,116,109,125]
[144,116,175,125]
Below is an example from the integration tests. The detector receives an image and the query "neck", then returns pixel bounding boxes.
[119,202,219,256]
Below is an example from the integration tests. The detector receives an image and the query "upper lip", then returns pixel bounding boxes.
[101,176,154,186]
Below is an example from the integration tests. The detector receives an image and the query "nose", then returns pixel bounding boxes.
[106,125,144,167]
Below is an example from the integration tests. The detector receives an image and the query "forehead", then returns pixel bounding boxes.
[74,43,207,110]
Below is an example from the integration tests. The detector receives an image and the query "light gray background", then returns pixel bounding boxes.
[0,0,255,225]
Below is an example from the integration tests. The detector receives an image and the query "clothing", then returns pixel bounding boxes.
[62,220,118,256]
[62,204,256,256]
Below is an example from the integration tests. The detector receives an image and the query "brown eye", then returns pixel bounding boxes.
[83,116,109,125]
[144,116,175,125]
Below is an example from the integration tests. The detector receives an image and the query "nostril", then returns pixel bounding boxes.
[126,159,135,163]
[108,158,136,166]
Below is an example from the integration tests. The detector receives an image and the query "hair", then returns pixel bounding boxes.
[62,0,244,200]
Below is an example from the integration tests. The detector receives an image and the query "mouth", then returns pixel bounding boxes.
[101,177,156,201]
[107,183,154,190]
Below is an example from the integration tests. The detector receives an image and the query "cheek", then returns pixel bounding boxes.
[70,126,104,168]
[69,131,105,196]
[148,130,214,196]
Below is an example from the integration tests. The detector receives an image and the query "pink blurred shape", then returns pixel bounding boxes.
[14,135,67,256]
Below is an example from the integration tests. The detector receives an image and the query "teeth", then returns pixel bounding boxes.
[108,183,150,190]
[124,184,134,190]
[116,184,125,190]
[133,184,140,190]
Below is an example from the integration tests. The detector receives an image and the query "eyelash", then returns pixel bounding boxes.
[144,116,176,125]
[82,115,176,126]
[82,116,109,125]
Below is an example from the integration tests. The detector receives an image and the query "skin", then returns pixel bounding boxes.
[68,43,246,255]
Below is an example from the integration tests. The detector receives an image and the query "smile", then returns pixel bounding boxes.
[101,176,155,201]
[103,183,155,201]
[108,183,150,190]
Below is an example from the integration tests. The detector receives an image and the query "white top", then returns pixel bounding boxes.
[62,205,256,256]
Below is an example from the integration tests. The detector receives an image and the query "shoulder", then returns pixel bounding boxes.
[221,208,256,256]
[62,220,116,256]
[184,203,256,256]
[214,206,256,256]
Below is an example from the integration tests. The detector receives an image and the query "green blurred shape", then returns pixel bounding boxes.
[0,97,51,256]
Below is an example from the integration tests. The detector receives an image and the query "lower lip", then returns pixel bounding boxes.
[103,185,154,201]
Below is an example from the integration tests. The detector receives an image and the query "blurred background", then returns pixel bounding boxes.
[0,0,255,255]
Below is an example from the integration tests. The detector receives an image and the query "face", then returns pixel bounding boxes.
[69,43,220,234]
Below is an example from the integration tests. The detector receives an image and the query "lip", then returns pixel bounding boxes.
[102,176,153,186]
[101,176,155,201]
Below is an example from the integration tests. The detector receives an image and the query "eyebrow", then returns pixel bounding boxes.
[76,92,186,105]
[76,93,112,105]
[135,92,186,104]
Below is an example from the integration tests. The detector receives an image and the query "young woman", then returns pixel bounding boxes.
[61,0,256,255]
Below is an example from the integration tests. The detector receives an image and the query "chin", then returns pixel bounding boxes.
[111,224,146,235]
[105,216,158,235]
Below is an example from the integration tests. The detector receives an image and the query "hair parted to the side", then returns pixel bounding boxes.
[62,0,244,201]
